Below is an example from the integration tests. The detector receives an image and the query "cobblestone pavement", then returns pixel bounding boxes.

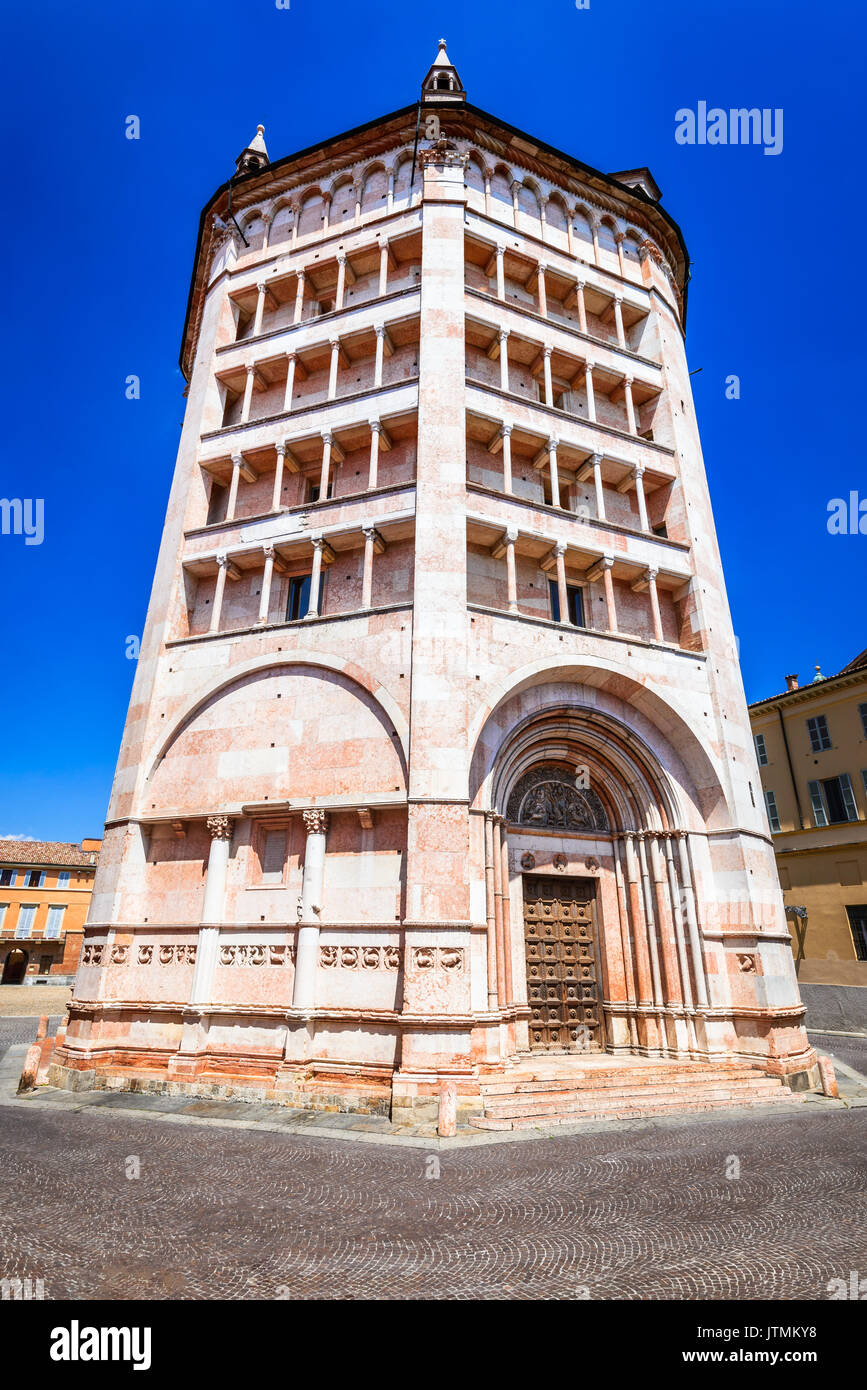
[0,1096,865,1300]
[808,1030,867,1076]
[0,1016,61,1050]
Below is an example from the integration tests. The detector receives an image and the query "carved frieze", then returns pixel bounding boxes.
[319,945,401,971]
[506,765,609,832]
[409,946,464,973]
[219,944,295,968]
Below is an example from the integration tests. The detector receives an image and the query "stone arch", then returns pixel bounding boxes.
[464,152,487,194]
[572,203,595,250]
[269,199,295,245]
[145,661,408,815]
[360,162,388,212]
[2,948,28,984]
[329,174,356,223]
[489,165,513,217]
[545,193,569,247]
[239,210,266,252]
[468,659,728,832]
[144,651,409,789]
[297,187,326,237]
[392,154,415,207]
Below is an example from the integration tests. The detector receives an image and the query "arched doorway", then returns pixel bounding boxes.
[2,949,28,984]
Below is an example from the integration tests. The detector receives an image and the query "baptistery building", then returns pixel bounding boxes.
[54,44,817,1125]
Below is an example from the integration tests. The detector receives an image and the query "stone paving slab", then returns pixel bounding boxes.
[1,1089,865,1300]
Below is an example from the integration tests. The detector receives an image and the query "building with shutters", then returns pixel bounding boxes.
[0,839,101,985]
[53,43,817,1122]
[749,650,867,987]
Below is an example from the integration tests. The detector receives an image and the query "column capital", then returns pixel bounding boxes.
[275,441,287,458]
[585,360,594,374]
[500,423,513,437]
[375,324,388,339]
[321,430,333,445]
[553,539,567,557]
[245,362,256,377]
[614,291,623,303]
[547,436,559,452]
[263,543,275,561]
[614,230,626,244]
[337,252,347,265]
[591,451,603,466]
[645,566,658,582]
[495,244,505,258]
[302,809,329,835]
[633,461,645,477]
[623,374,634,387]
[537,261,548,274]
[256,280,267,294]
[369,418,383,434]
[230,453,244,468]
[542,344,554,359]
[498,327,509,342]
[575,279,586,290]
[206,815,233,841]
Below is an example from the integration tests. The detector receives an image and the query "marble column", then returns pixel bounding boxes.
[483,813,498,1009]
[328,339,341,400]
[500,424,513,494]
[676,833,709,1009]
[542,345,554,407]
[634,463,649,531]
[547,438,561,509]
[613,294,626,349]
[498,329,510,392]
[293,269,306,324]
[253,282,267,336]
[368,420,382,490]
[554,540,569,624]
[209,553,237,634]
[361,525,385,609]
[292,810,328,1009]
[574,281,587,334]
[306,534,331,618]
[623,377,637,435]
[240,364,256,424]
[491,814,507,1006]
[335,254,347,311]
[584,361,596,422]
[190,815,233,1006]
[283,354,297,413]
[495,245,505,300]
[498,817,514,1004]
[537,262,548,318]
[592,452,606,521]
[272,443,286,513]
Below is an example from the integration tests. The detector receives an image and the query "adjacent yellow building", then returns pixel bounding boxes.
[749,649,867,985]
[0,839,102,985]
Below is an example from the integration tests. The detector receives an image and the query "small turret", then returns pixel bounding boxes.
[421,38,466,104]
[235,123,269,176]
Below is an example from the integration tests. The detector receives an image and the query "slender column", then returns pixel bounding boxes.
[633,463,649,531]
[495,245,505,300]
[504,529,518,612]
[257,544,275,624]
[353,182,361,223]
[592,452,606,521]
[226,454,243,521]
[483,813,498,1008]
[498,817,514,1004]
[600,555,617,632]
[498,329,510,392]
[574,280,587,333]
[283,353,297,413]
[378,243,389,296]
[189,816,234,1006]
[584,361,596,421]
[590,216,600,265]
[539,198,549,242]
[270,445,285,514]
[361,525,385,609]
[335,254,347,311]
[293,268,306,324]
[510,180,520,228]
[547,437,561,509]
[240,364,256,423]
[615,231,626,277]
[613,838,638,1009]
[623,376,637,434]
[665,835,697,1048]
[542,345,554,406]
[676,833,709,1009]
[650,834,683,1007]
[566,215,575,257]
[483,173,492,217]
[554,540,569,624]
[368,420,382,490]
[386,171,394,212]
[328,339,341,400]
[613,293,626,349]
[500,424,513,494]
[318,432,333,499]
[637,833,664,1008]
[253,282,267,336]
[290,200,300,246]
[321,192,332,231]
[292,810,328,1009]
[646,568,663,642]
[491,813,507,1006]
[308,533,327,617]
[374,325,386,387]
[537,262,548,318]
[209,553,233,634]
[622,835,653,1005]
[261,212,272,252]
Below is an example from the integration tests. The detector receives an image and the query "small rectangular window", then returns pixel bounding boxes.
[308,481,334,504]
[261,831,287,886]
[807,714,831,751]
[764,789,781,833]
[57,871,70,887]
[860,703,867,738]
[44,906,66,939]
[16,904,37,938]
[0,904,8,929]
[24,870,44,888]
[286,574,314,621]
[548,579,585,627]
[754,733,768,766]
[0,869,16,887]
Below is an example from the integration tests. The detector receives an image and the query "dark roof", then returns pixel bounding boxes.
[0,839,100,868]
[748,647,867,710]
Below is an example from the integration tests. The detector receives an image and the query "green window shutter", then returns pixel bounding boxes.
[807,779,827,827]
[839,773,859,822]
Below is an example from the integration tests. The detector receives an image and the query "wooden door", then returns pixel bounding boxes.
[523,876,603,1052]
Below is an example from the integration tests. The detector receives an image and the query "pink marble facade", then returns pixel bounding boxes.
[54,59,816,1115]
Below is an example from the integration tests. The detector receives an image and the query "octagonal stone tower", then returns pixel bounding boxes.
[54,44,817,1121]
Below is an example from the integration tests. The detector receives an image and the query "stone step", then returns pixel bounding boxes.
[470,1091,805,1131]
[480,1066,768,1096]
[482,1080,791,1120]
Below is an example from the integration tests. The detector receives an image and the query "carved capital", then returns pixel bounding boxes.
[206,815,233,841]
[302,809,329,836]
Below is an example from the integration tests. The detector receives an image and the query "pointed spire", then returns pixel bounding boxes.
[235,123,269,176]
[421,37,466,104]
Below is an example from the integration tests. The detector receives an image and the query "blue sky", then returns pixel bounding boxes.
[0,0,864,841]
